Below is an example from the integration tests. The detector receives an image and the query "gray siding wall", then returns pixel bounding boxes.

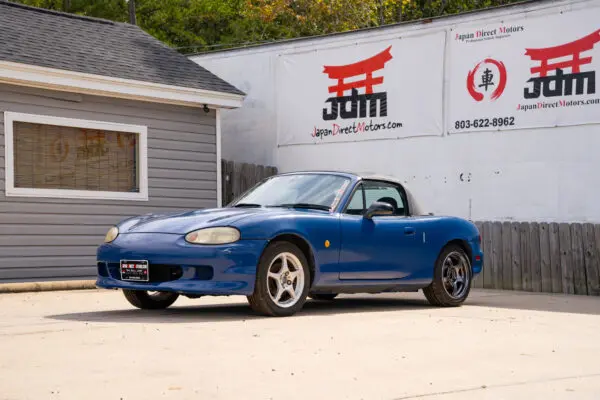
[0,83,217,282]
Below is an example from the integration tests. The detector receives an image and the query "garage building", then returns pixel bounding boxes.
[0,0,244,282]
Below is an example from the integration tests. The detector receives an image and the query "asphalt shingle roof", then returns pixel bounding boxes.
[0,0,244,96]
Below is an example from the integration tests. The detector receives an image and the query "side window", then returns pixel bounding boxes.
[345,184,365,215]
[363,181,407,216]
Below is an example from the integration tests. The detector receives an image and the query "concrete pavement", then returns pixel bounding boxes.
[1,288,599,399]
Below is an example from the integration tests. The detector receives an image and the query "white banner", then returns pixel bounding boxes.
[447,8,600,134]
[275,32,445,146]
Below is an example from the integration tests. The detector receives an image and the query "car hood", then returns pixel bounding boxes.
[116,207,295,235]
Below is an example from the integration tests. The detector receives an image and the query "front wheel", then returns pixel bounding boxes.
[423,244,472,307]
[247,241,310,317]
[123,289,179,310]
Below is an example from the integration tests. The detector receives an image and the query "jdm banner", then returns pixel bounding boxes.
[447,7,600,134]
[275,32,445,146]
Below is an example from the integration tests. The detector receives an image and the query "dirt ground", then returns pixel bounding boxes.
[1,288,599,400]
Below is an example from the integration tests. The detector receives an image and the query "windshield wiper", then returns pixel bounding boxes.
[270,203,331,211]
[232,203,262,208]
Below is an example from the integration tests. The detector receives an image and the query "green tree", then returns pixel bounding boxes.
[239,0,379,42]
[17,0,128,21]
[12,0,525,54]
[135,0,247,51]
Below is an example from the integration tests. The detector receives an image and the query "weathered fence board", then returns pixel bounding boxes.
[549,223,562,293]
[481,222,496,289]
[491,222,503,290]
[221,159,233,205]
[511,222,521,291]
[501,221,512,290]
[520,222,532,291]
[559,223,575,294]
[583,224,600,296]
[592,225,600,296]
[221,159,278,205]
[530,222,542,292]
[571,224,587,295]
[539,223,552,293]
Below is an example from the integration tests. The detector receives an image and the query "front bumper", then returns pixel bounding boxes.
[96,233,268,296]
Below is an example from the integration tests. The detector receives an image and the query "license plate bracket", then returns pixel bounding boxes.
[120,260,149,282]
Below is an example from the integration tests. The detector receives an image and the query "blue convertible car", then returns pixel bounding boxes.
[96,171,483,316]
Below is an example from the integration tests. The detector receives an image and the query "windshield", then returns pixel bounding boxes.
[231,174,351,210]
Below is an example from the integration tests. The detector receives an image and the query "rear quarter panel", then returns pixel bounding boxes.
[410,215,482,282]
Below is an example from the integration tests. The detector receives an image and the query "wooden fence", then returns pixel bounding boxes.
[221,160,278,205]
[472,221,600,296]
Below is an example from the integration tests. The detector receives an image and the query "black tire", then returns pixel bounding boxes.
[122,289,179,310]
[309,293,338,301]
[422,244,472,307]
[247,241,311,317]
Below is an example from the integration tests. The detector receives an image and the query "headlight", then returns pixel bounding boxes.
[104,226,119,243]
[185,227,240,245]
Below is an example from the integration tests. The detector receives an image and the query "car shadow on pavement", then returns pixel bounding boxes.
[46,289,600,324]
[46,295,435,324]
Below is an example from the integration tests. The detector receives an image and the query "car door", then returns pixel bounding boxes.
[338,179,421,280]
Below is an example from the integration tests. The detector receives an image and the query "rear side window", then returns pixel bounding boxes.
[345,184,365,215]
[362,180,407,216]
[344,180,408,216]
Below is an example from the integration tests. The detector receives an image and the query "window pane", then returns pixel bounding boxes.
[235,174,350,209]
[13,121,138,193]
[363,181,406,215]
[346,184,365,215]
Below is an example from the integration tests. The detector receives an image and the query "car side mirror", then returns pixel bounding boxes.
[364,201,394,219]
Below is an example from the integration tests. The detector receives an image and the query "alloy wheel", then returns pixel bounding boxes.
[441,251,470,299]
[266,252,305,308]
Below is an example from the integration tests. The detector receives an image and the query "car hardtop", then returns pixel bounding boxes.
[274,170,399,183]
[265,170,428,216]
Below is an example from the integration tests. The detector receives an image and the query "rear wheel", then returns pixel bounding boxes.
[309,293,338,301]
[123,289,179,310]
[247,241,310,317]
[423,244,472,307]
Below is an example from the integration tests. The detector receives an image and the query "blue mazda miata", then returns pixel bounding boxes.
[96,171,483,316]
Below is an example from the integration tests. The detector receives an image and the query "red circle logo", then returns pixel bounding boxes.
[466,58,507,101]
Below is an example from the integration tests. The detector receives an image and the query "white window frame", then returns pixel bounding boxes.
[4,111,148,201]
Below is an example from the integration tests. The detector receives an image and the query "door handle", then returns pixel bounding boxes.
[404,227,416,235]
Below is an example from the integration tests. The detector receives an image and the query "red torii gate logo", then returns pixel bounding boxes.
[322,46,393,121]
[524,29,600,99]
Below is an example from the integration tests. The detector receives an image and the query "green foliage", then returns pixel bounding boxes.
[11,0,525,53]
[17,0,128,21]
[240,0,381,41]
[135,0,248,50]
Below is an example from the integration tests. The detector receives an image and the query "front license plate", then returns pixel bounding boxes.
[120,260,149,282]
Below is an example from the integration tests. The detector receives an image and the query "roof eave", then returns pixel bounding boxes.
[0,60,245,109]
